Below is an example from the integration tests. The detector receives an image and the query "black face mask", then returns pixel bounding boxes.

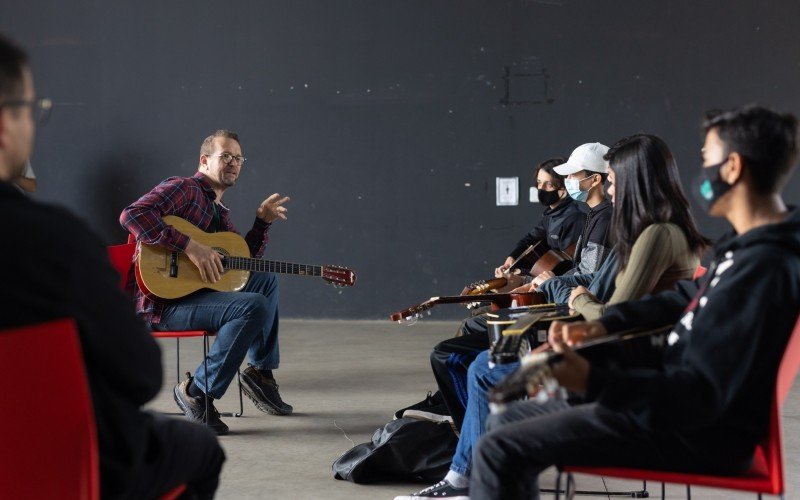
[693,159,732,213]
[538,188,562,206]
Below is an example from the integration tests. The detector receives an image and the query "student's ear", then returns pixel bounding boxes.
[724,152,744,185]
[591,173,603,189]
[198,153,208,172]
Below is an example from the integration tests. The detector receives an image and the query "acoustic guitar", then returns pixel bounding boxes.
[459,247,576,296]
[390,292,548,323]
[135,215,356,300]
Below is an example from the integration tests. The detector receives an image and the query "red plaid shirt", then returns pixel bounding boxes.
[119,172,271,323]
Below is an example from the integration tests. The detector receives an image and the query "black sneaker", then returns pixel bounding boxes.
[393,480,470,499]
[240,365,293,415]
[173,374,229,435]
[394,391,453,424]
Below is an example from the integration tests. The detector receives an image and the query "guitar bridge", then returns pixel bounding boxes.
[169,252,178,278]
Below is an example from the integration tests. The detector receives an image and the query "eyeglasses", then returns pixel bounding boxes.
[208,152,246,166]
[0,98,52,125]
[535,180,558,190]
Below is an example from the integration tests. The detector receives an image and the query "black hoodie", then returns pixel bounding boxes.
[587,208,800,467]
[508,195,586,260]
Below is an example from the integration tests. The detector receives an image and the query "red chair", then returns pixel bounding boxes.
[0,319,99,499]
[107,242,243,418]
[558,313,800,500]
[692,265,708,280]
[0,318,188,499]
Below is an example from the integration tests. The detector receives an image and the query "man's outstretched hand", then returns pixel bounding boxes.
[257,193,290,223]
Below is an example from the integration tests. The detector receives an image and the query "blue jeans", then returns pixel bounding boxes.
[152,272,280,399]
[450,349,519,476]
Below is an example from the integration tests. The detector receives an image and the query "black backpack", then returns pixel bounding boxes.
[332,417,457,483]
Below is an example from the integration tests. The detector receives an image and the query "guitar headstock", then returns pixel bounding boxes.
[390,299,436,323]
[322,266,356,287]
[463,277,508,296]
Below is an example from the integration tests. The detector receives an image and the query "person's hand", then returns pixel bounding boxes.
[549,334,591,395]
[568,286,596,309]
[184,239,224,283]
[548,320,608,347]
[532,270,555,288]
[256,193,291,223]
[510,284,533,293]
[494,256,515,278]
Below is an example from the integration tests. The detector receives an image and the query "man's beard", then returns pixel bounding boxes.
[222,172,237,187]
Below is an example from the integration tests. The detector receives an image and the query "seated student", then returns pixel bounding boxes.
[496,156,585,278]
[471,105,800,500]
[423,156,590,428]
[396,133,707,499]
[0,35,224,499]
[562,133,708,320]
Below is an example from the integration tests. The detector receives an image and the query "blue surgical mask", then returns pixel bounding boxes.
[565,175,592,202]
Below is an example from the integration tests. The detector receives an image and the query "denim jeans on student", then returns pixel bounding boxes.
[449,349,520,476]
[151,272,280,399]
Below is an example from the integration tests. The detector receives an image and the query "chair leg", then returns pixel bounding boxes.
[175,338,181,383]
[686,484,691,499]
[236,369,244,417]
[565,473,576,500]
[226,369,244,418]
[203,334,209,425]
[554,470,563,500]
[661,482,666,500]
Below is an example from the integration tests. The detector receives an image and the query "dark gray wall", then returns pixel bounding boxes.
[3,1,799,319]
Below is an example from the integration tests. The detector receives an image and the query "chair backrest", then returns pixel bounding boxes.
[107,243,137,290]
[761,313,800,493]
[692,265,708,280]
[0,318,99,499]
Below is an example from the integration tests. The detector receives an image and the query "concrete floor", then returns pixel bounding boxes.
[146,319,800,500]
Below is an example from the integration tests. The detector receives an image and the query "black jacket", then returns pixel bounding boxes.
[589,208,800,465]
[508,196,585,260]
[571,197,612,275]
[0,182,163,498]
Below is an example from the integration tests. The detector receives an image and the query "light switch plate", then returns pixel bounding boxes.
[529,186,538,203]
[496,177,519,206]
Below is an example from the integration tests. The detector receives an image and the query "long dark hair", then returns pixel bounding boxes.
[605,134,710,270]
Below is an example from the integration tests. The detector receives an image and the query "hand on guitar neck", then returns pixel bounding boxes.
[184,239,225,283]
[548,320,608,347]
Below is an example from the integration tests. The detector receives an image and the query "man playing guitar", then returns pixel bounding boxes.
[121,130,293,435]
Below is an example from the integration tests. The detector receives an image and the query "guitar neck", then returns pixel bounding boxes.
[224,256,323,277]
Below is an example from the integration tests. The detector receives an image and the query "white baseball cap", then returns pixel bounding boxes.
[554,142,610,176]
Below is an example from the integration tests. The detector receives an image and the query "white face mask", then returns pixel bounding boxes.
[565,175,593,202]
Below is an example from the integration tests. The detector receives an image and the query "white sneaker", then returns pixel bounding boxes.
[393,480,470,499]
